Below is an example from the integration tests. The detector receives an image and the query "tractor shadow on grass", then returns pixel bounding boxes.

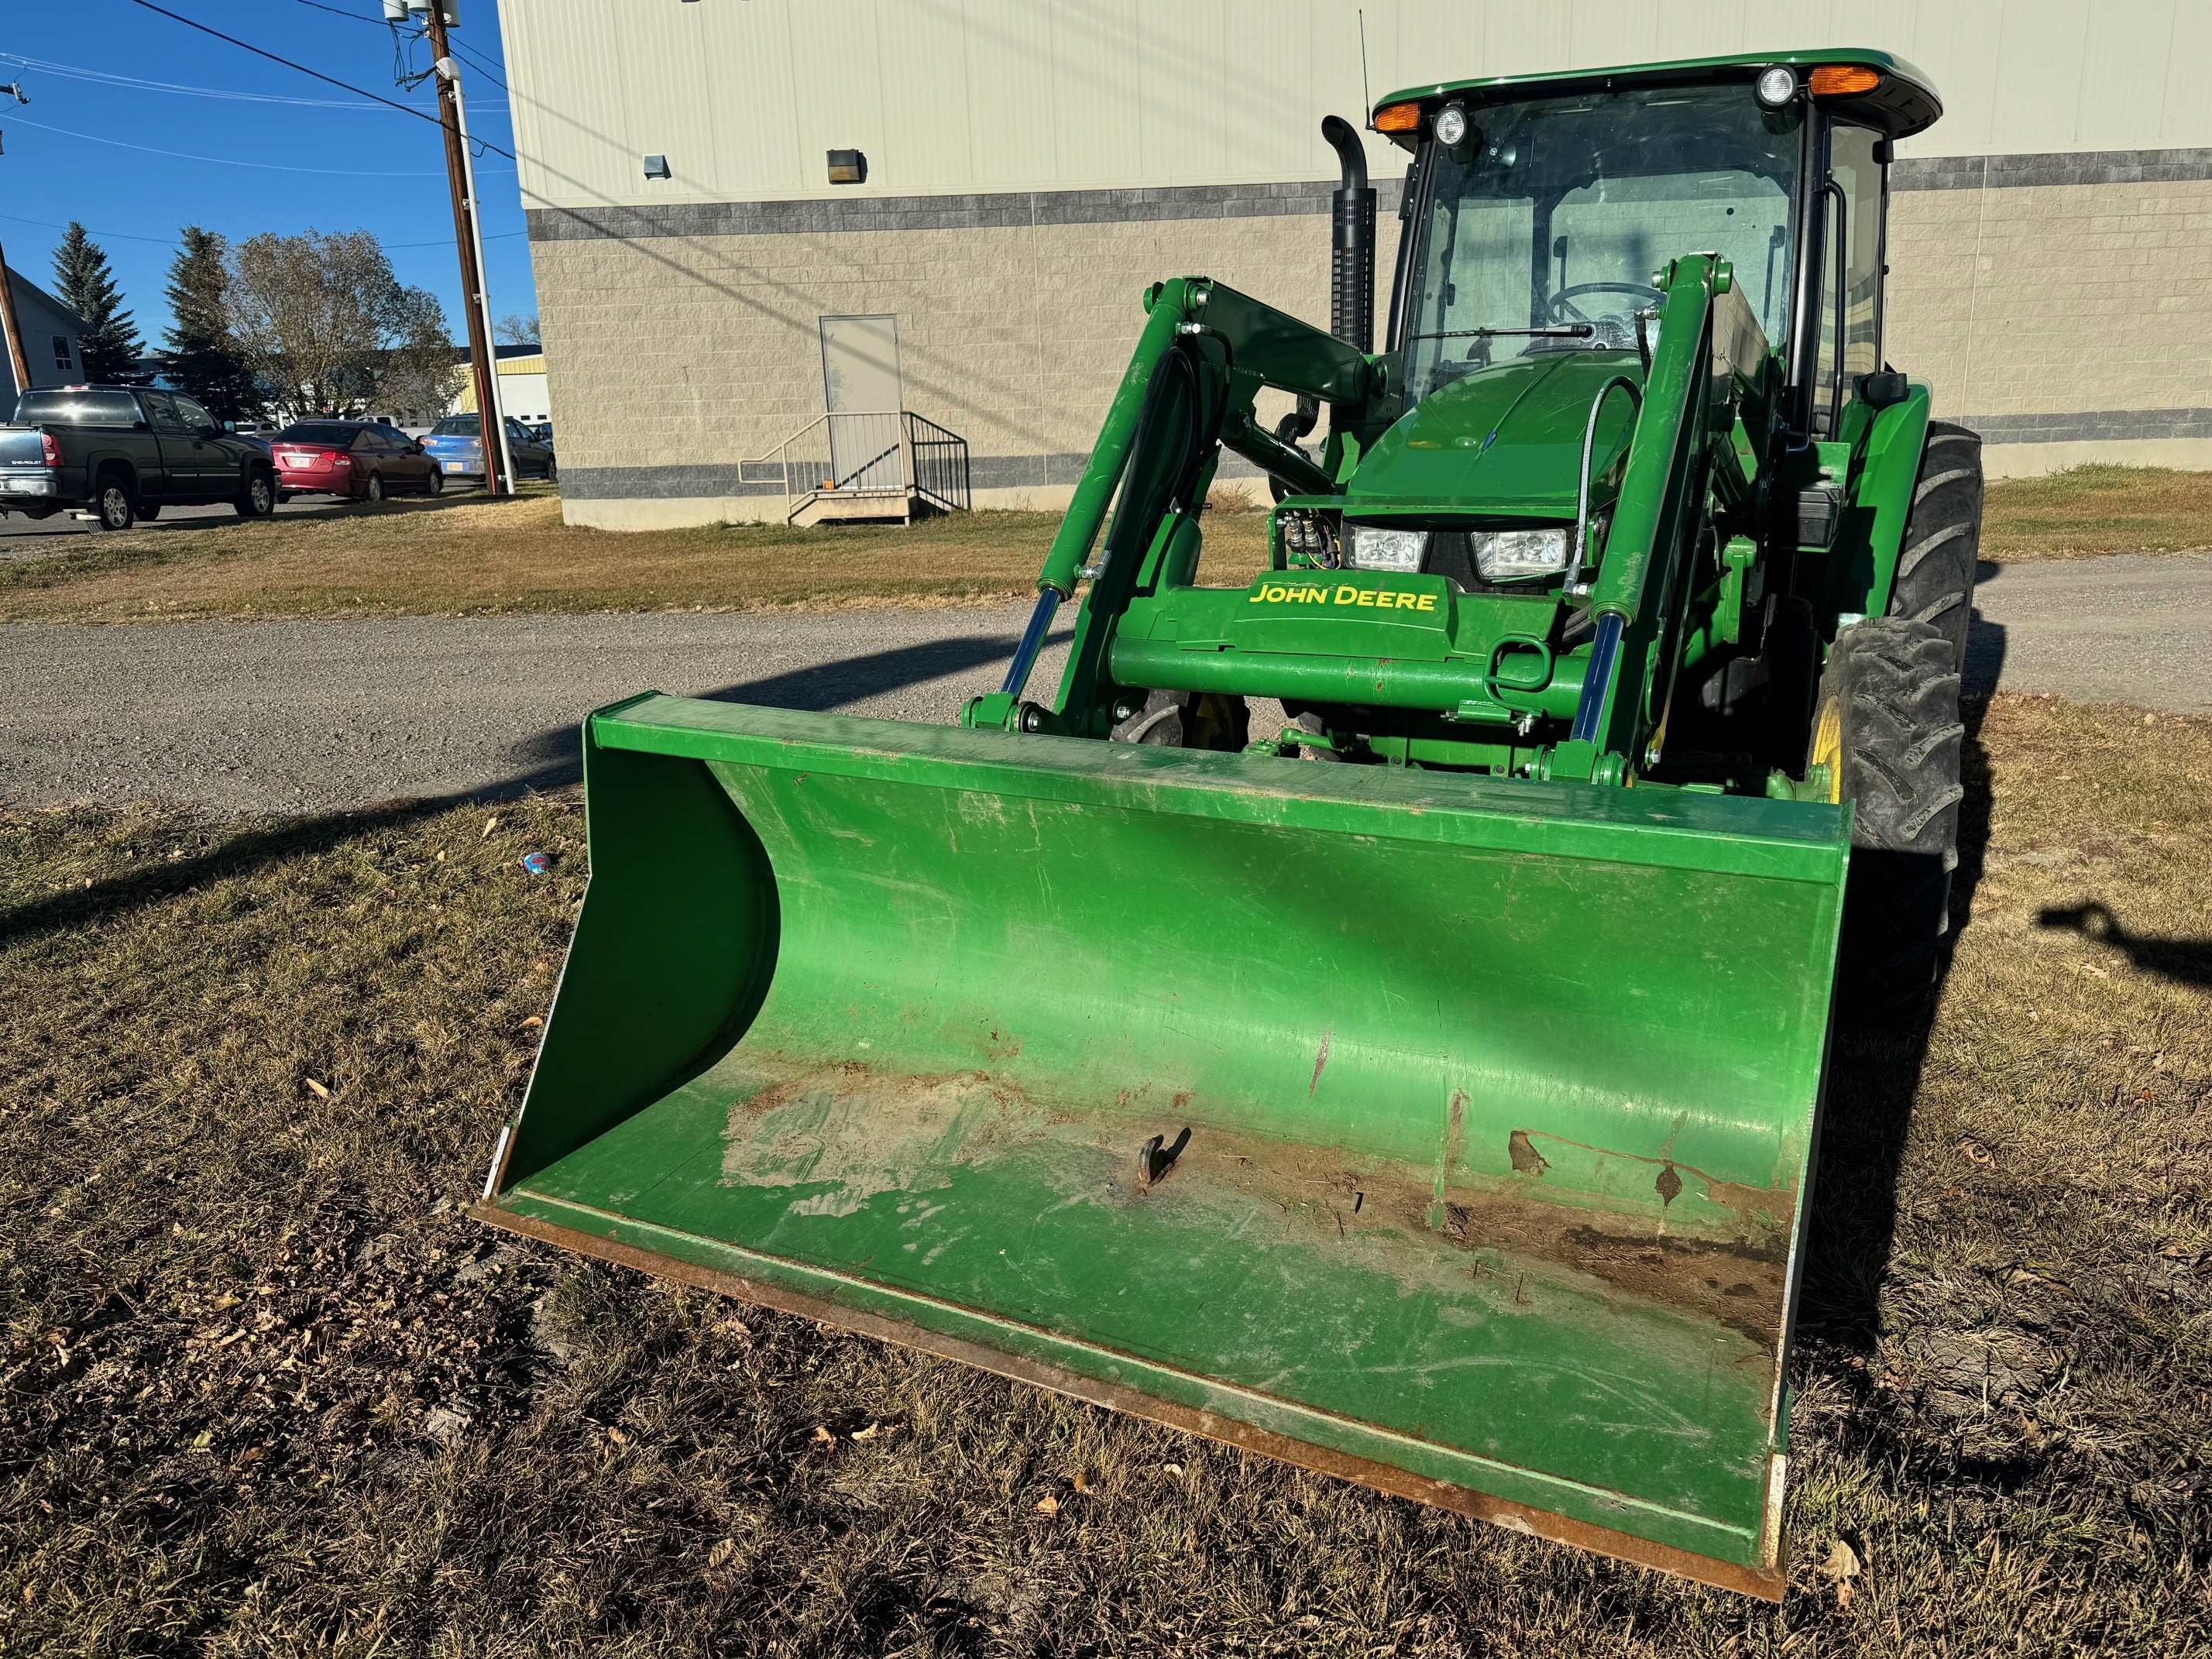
[0,627,1063,948]
[1795,594,2005,1362]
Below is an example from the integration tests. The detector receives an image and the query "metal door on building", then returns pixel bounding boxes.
[818,314,905,494]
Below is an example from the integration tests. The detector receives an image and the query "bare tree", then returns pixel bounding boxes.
[225,230,462,421]
[495,311,541,347]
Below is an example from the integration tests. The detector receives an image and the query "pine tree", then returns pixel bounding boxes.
[51,222,142,383]
[163,226,261,422]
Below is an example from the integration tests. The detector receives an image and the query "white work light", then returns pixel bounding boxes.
[1755,67,1798,108]
[1434,104,1469,146]
[1348,524,1427,572]
[1468,527,1570,581]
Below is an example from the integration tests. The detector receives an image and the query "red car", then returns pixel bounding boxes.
[272,421,444,503]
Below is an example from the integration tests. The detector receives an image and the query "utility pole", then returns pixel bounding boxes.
[421,3,509,496]
[0,82,33,400]
[0,235,29,403]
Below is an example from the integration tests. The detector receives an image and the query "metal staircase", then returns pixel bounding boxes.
[756,410,972,526]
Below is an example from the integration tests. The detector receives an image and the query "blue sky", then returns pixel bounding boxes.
[0,0,537,350]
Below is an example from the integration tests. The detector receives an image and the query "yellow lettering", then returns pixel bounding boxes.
[1264,584,1286,601]
[1335,585,1357,604]
[1249,589,1266,603]
[1417,593,1438,613]
[1355,589,1376,607]
[1391,592,1413,610]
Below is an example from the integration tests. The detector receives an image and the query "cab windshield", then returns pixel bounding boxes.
[1403,83,1804,404]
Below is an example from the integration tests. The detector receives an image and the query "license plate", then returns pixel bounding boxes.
[0,477,53,495]
[445,462,465,472]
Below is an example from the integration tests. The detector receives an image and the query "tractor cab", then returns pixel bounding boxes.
[1376,51,1941,440]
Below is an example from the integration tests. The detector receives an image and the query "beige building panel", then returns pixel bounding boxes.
[497,0,2212,217]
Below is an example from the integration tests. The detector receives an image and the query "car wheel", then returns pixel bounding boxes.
[96,476,136,531]
[365,472,385,503]
[426,467,445,496]
[233,470,276,519]
[544,458,558,484]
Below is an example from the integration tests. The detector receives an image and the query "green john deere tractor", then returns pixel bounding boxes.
[478,50,1977,1597]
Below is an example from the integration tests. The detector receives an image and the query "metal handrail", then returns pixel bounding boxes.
[754,408,971,521]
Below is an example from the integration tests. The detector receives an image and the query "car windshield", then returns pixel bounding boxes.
[277,423,362,445]
[431,417,480,437]
[1403,83,1803,405]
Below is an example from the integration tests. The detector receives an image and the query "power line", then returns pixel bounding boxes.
[293,0,395,23]
[447,40,506,91]
[0,50,429,109]
[0,208,526,252]
[4,112,509,177]
[0,210,180,247]
[0,50,507,115]
[124,0,514,159]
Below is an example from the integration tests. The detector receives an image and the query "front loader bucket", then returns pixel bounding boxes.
[479,693,1848,1597]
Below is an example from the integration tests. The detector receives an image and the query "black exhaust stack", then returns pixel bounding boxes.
[1274,116,1375,479]
[1322,115,1376,352]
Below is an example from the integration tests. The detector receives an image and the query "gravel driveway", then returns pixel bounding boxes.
[0,554,2201,816]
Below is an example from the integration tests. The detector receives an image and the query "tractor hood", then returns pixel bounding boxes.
[1347,349,1643,518]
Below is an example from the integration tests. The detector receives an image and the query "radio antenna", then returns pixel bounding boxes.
[1358,9,1372,125]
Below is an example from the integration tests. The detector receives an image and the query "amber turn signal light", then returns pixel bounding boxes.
[1808,64,1881,97]
[1373,101,1422,133]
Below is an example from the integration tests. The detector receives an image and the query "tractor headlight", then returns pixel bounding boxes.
[1433,103,1468,147]
[1468,526,1570,581]
[1346,524,1427,572]
[1755,66,1798,108]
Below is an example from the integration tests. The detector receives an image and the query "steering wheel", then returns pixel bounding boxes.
[1548,281,1664,325]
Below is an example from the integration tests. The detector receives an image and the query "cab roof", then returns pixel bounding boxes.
[1375,48,1941,143]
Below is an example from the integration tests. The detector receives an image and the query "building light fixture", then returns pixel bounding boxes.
[826,149,867,185]
[643,153,671,179]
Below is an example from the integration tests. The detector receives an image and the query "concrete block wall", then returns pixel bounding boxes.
[536,155,2212,528]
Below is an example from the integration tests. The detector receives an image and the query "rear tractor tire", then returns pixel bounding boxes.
[1888,420,1983,672]
[1815,619,1965,1015]
[1110,689,1249,752]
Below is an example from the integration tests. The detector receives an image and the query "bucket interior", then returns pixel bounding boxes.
[483,694,1849,1589]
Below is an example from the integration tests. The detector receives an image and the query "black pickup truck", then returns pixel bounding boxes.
[0,386,277,530]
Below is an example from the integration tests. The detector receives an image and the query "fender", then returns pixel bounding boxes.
[79,446,142,505]
[1829,382,1932,623]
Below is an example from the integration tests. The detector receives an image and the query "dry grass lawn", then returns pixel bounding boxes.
[2,693,2207,1654]
[0,489,1273,624]
[1980,464,2212,558]
[0,463,2197,624]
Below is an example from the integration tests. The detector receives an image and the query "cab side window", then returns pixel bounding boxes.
[1819,125,1885,428]
[143,391,187,434]
[173,396,215,433]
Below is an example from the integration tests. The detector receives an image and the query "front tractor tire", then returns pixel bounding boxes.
[1110,689,1249,751]
[1815,619,1966,1015]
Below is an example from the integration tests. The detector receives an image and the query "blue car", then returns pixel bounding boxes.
[421,414,558,484]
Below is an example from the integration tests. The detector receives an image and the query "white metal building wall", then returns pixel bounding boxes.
[500,0,2212,212]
